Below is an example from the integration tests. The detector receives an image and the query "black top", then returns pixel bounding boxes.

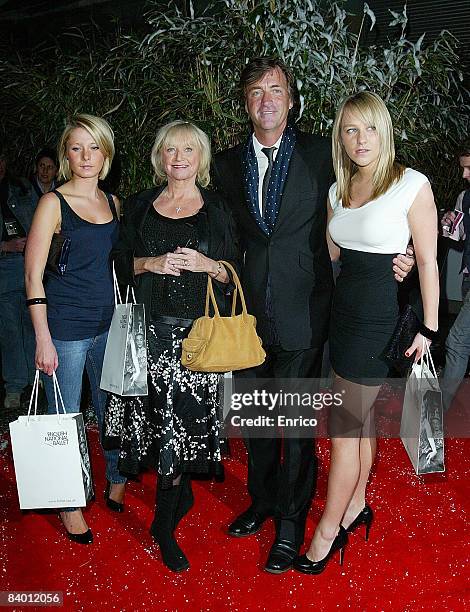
[112,185,241,322]
[45,190,119,340]
[143,206,207,319]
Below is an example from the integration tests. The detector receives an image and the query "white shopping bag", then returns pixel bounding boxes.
[400,340,445,475]
[100,266,148,396]
[9,371,94,509]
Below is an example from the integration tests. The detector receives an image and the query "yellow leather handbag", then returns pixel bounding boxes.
[181,260,266,372]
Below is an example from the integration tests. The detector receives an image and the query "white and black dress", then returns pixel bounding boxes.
[328,168,429,384]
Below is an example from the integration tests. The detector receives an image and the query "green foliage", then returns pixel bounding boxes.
[0,0,469,206]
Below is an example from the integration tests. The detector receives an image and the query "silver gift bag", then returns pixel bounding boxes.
[100,266,148,396]
[400,340,445,475]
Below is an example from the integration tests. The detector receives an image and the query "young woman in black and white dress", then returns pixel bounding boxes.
[294,92,439,574]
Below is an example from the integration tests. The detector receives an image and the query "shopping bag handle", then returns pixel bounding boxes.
[112,262,137,306]
[52,371,67,416]
[416,337,438,380]
[26,370,66,421]
[27,369,40,418]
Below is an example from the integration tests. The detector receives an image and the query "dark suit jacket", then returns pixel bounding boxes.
[112,185,240,319]
[212,130,334,351]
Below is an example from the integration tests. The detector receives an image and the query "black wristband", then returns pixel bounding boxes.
[26,298,48,307]
[419,323,438,342]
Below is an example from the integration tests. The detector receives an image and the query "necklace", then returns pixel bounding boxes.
[175,205,183,214]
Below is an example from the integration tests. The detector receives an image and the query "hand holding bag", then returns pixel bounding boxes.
[181,260,266,372]
[383,304,421,375]
[400,339,445,475]
[9,371,94,509]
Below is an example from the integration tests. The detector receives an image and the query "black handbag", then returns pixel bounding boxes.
[46,233,71,276]
[383,304,421,375]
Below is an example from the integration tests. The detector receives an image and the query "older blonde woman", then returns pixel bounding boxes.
[105,120,240,572]
[25,114,126,544]
[294,92,439,574]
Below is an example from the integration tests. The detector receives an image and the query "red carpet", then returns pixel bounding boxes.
[1,422,469,610]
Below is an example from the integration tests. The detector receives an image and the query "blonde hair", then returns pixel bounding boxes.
[332,91,404,207]
[151,120,211,187]
[57,113,115,181]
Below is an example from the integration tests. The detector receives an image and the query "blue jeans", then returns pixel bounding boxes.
[442,277,470,410]
[42,331,126,512]
[0,255,35,393]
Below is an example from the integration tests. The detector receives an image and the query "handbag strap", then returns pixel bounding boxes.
[204,260,247,318]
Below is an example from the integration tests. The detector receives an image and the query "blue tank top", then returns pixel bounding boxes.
[45,190,119,341]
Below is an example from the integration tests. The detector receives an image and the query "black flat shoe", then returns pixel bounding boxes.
[104,481,124,513]
[228,507,271,537]
[344,504,373,541]
[264,538,298,574]
[65,528,94,545]
[293,526,348,575]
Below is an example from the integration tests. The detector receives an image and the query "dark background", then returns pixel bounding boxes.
[1,0,470,65]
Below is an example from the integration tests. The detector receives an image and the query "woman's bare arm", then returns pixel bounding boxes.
[24,192,61,374]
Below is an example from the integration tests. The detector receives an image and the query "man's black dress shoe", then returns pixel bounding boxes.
[228,507,270,537]
[264,538,298,574]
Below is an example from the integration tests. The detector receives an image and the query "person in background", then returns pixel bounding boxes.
[24,114,126,545]
[31,147,58,202]
[441,139,470,410]
[0,148,36,410]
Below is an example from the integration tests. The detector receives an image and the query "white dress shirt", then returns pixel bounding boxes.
[252,133,283,216]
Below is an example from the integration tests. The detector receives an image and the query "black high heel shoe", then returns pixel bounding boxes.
[293,526,348,575]
[104,481,125,513]
[344,504,373,541]
[65,528,94,545]
[60,513,93,545]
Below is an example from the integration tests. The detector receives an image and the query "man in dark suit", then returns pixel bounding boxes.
[212,57,333,574]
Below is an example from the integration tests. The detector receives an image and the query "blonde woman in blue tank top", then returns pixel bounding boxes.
[294,92,439,574]
[25,114,126,544]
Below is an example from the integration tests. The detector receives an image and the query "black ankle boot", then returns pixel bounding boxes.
[174,475,194,528]
[150,483,190,572]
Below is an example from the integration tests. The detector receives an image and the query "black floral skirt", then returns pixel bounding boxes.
[104,320,223,488]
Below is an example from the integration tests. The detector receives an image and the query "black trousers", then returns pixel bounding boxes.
[242,344,323,545]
